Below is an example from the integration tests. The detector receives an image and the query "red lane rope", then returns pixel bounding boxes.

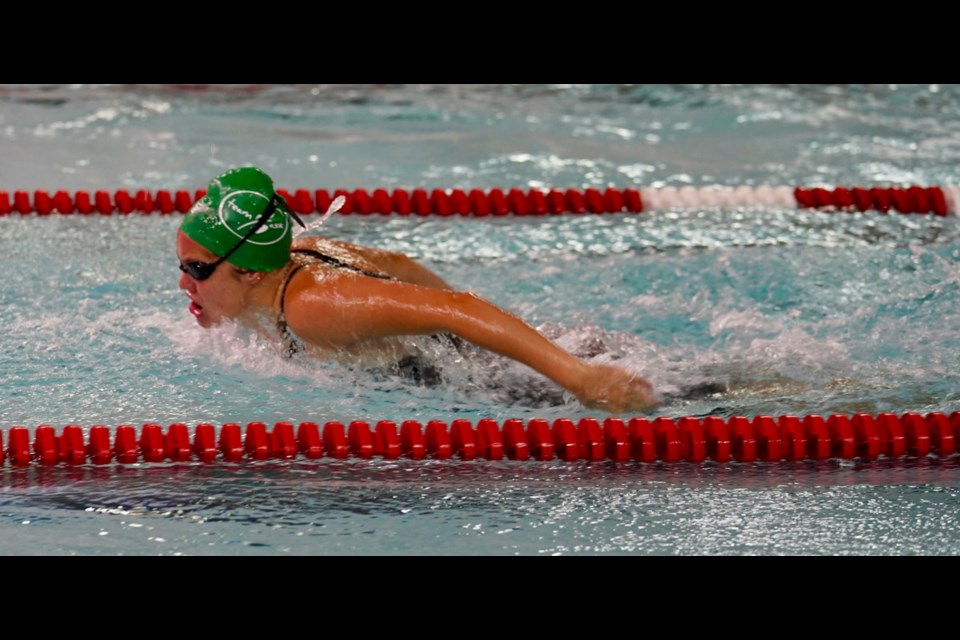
[1,412,957,466]
[0,186,955,216]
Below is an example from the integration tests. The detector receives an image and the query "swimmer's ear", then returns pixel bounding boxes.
[243,271,265,285]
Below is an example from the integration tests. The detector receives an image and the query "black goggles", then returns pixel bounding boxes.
[179,194,305,281]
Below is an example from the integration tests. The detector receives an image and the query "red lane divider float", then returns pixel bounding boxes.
[0,412,957,467]
[1,186,957,216]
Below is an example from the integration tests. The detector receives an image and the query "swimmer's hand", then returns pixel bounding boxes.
[572,363,658,414]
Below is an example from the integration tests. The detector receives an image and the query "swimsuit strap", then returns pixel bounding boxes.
[279,263,306,317]
[290,248,392,280]
[277,263,306,356]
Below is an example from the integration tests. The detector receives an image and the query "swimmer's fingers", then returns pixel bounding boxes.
[575,365,658,414]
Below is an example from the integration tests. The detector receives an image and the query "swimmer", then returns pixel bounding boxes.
[176,166,657,414]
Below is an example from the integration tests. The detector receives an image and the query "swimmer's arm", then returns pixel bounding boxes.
[286,279,656,413]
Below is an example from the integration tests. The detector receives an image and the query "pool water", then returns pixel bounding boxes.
[1,84,958,555]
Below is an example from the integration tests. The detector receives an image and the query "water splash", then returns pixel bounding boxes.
[293,195,346,238]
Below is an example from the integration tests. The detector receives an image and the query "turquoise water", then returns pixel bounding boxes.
[1,84,958,555]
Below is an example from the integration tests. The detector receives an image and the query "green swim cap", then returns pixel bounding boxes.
[180,166,298,272]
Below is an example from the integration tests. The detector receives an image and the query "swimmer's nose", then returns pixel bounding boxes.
[179,270,195,291]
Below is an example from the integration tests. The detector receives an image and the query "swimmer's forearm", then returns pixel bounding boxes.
[436,293,591,392]
[436,294,656,413]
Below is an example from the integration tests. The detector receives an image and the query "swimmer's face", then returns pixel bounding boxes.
[177,230,252,328]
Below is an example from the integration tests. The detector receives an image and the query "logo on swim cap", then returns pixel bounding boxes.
[179,166,296,272]
[218,190,290,247]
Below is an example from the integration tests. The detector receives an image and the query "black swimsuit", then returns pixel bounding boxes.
[277,248,453,386]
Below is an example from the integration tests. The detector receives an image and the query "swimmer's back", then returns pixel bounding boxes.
[293,236,452,289]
